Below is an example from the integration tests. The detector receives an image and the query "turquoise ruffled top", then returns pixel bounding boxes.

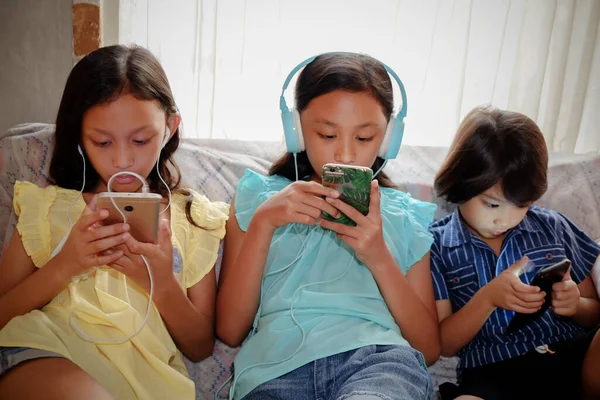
[230,170,436,399]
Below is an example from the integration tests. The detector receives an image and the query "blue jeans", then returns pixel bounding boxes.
[0,347,65,375]
[242,345,434,400]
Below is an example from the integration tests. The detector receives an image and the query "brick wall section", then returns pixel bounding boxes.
[72,0,101,63]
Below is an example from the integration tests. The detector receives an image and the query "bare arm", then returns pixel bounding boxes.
[369,251,441,365]
[0,232,73,329]
[216,200,275,347]
[109,218,221,362]
[216,182,340,347]
[436,291,497,357]
[569,275,600,328]
[319,181,442,364]
[0,231,37,297]
[0,204,127,330]
[591,255,600,295]
[575,255,600,327]
[152,268,217,362]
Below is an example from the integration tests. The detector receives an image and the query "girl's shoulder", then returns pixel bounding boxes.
[379,187,437,272]
[171,189,229,234]
[13,181,82,217]
[234,169,291,231]
[13,181,79,267]
[236,169,290,198]
[169,189,229,288]
[379,186,437,230]
[14,180,57,206]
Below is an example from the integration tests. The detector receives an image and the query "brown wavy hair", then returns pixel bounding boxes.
[49,45,200,225]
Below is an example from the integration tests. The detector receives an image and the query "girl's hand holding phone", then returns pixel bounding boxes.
[55,196,130,277]
[108,219,174,294]
[319,180,390,267]
[254,181,340,231]
[551,269,579,317]
[482,257,546,313]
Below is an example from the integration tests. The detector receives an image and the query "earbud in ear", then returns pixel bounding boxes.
[77,144,83,156]
[161,127,171,149]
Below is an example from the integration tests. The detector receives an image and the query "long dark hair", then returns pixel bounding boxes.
[435,106,548,206]
[269,53,397,188]
[49,45,199,225]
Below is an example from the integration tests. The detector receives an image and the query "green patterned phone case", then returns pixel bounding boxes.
[321,163,373,226]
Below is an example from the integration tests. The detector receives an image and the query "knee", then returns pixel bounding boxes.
[0,358,114,400]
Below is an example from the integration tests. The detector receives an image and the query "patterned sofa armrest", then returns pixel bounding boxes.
[0,123,54,257]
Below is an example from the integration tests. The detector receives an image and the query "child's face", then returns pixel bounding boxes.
[300,90,388,182]
[81,93,178,193]
[459,183,530,240]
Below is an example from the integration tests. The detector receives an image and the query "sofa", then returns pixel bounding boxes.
[1,123,599,399]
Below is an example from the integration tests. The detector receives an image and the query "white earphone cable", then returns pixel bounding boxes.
[68,129,171,344]
[69,171,154,344]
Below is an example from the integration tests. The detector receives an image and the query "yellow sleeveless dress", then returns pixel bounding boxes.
[0,181,228,399]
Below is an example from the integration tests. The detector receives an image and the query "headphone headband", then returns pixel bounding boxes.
[279,52,407,159]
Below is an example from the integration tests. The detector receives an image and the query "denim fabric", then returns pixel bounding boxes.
[0,346,64,375]
[242,345,435,400]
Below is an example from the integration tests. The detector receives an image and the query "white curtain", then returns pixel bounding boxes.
[118,0,600,153]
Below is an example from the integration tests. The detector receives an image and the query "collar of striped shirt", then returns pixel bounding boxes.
[441,207,542,248]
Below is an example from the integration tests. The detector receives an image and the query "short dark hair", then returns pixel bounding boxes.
[269,53,397,188]
[434,106,548,206]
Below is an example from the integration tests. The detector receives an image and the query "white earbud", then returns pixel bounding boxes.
[157,126,172,215]
[161,127,170,149]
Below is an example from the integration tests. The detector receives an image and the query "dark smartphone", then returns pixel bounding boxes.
[506,259,571,333]
[321,163,372,226]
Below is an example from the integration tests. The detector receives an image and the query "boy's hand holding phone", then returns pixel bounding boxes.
[551,268,580,317]
[482,257,546,314]
[505,258,573,333]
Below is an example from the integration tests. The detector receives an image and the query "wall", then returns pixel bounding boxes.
[0,0,73,133]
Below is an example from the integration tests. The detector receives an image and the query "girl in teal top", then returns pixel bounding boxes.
[217,53,440,400]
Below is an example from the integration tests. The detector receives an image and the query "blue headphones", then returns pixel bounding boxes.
[279,52,408,160]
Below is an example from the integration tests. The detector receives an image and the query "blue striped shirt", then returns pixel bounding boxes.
[430,206,600,371]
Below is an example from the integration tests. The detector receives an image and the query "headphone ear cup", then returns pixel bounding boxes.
[162,127,171,149]
[379,116,405,159]
[378,118,395,159]
[282,107,301,153]
[292,108,305,152]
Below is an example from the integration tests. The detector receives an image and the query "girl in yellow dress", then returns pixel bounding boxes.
[0,45,228,399]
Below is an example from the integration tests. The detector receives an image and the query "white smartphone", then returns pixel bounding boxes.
[96,192,162,244]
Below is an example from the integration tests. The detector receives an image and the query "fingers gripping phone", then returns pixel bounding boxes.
[97,192,162,244]
[506,259,572,333]
[321,163,373,226]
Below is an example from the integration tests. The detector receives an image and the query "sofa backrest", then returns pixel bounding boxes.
[2,123,600,257]
[1,122,600,397]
